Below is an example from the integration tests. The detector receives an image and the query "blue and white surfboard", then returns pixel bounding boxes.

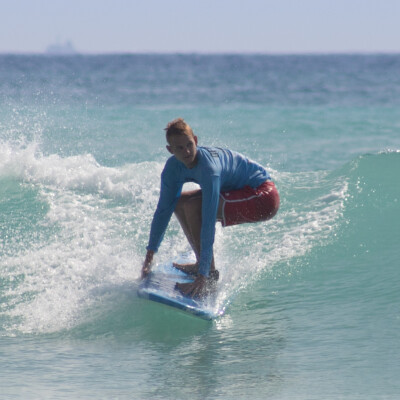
[137,262,226,320]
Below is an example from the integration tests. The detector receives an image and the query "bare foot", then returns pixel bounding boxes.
[175,275,218,299]
[172,262,199,275]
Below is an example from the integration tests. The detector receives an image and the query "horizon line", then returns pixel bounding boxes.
[1,50,400,56]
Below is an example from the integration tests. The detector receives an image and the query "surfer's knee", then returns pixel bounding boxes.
[175,191,202,217]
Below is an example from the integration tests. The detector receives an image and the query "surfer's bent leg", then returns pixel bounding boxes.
[174,189,218,274]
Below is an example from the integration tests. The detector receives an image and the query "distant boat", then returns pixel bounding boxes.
[45,41,78,55]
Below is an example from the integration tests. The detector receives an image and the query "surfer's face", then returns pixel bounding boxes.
[167,133,198,168]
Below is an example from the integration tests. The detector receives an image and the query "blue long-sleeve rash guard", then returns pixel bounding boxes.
[146,146,271,277]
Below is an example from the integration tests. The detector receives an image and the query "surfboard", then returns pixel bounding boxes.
[137,262,226,320]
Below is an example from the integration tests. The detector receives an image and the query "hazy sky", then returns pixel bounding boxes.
[1,0,399,54]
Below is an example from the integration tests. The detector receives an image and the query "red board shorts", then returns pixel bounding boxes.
[219,180,280,227]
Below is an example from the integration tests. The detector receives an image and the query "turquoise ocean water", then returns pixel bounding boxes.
[1,54,400,399]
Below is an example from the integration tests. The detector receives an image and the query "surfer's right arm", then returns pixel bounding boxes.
[142,158,182,279]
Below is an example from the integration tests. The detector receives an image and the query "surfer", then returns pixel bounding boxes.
[141,118,279,298]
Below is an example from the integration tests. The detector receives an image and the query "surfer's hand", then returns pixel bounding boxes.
[141,250,154,279]
[175,275,206,298]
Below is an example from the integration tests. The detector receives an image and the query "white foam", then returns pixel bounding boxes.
[1,139,167,333]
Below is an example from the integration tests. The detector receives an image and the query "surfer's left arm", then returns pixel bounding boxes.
[196,174,220,277]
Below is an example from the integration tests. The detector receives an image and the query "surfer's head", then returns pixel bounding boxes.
[165,118,198,168]
[164,118,195,143]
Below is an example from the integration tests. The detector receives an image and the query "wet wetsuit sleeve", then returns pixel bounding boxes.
[146,163,182,253]
[198,174,220,277]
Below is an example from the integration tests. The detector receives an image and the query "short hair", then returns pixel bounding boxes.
[164,118,194,143]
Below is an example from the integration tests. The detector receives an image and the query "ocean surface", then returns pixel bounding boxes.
[1,54,399,399]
